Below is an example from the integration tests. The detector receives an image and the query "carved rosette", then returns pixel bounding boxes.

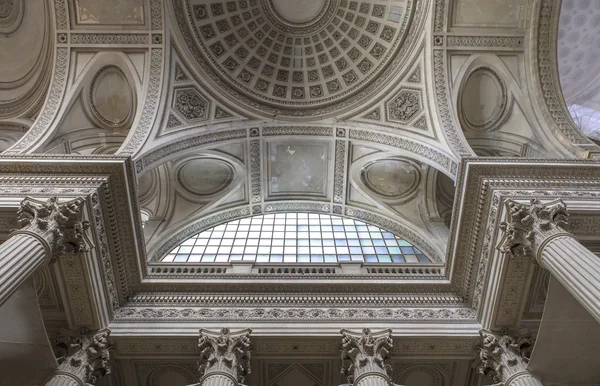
[197,328,252,385]
[498,198,571,262]
[53,329,112,385]
[477,330,535,385]
[340,328,393,385]
[13,196,89,261]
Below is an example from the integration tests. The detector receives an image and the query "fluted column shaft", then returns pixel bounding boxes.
[0,233,48,306]
[0,196,87,308]
[540,235,600,323]
[505,372,543,386]
[45,373,84,386]
[354,373,391,386]
[200,373,237,386]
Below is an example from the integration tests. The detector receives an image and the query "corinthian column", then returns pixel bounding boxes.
[499,198,600,323]
[477,330,540,386]
[197,328,252,386]
[0,196,88,307]
[340,328,393,386]
[46,329,111,386]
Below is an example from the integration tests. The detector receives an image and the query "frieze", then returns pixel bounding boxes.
[114,306,477,322]
[70,33,149,45]
[262,126,333,136]
[447,36,524,49]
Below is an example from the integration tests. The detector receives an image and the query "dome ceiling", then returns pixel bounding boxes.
[173,0,420,118]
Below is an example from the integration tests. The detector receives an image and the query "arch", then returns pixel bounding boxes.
[162,212,432,264]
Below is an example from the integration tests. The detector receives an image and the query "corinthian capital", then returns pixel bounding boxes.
[340,328,393,384]
[55,329,112,384]
[197,327,252,384]
[477,330,534,385]
[14,196,89,260]
[498,198,570,261]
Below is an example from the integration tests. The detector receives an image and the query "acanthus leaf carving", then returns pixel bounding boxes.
[340,328,393,384]
[498,198,571,262]
[14,196,89,260]
[55,329,112,384]
[477,329,534,385]
[197,327,252,384]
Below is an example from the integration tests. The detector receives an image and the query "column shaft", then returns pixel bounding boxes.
[355,374,390,386]
[0,233,47,307]
[45,373,83,386]
[540,235,600,323]
[506,373,543,386]
[201,373,237,386]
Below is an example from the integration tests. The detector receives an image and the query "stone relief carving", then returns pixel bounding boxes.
[477,330,534,385]
[498,198,570,261]
[54,329,112,384]
[340,328,393,384]
[15,196,89,260]
[386,89,422,123]
[197,328,252,384]
[172,86,210,123]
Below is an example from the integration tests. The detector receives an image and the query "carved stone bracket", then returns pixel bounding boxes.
[340,328,393,385]
[498,198,572,263]
[51,329,112,385]
[477,329,537,386]
[197,327,252,385]
[13,196,89,262]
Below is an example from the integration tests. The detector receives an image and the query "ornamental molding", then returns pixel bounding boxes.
[70,33,149,45]
[446,36,524,49]
[137,124,455,176]
[113,306,477,323]
[126,293,464,308]
[170,0,427,118]
[0,156,145,314]
[448,159,600,326]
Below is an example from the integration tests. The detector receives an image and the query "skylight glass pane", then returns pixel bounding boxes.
[163,213,431,263]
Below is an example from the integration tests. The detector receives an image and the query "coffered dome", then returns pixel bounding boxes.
[173,0,420,118]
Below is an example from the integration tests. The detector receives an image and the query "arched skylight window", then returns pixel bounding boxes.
[163,213,430,264]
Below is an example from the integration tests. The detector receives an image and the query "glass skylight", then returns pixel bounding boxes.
[163,213,430,264]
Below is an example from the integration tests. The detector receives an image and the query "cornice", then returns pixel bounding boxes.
[448,158,600,328]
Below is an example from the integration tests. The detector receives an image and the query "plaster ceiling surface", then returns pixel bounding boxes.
[172,0,420,118]
[557,0,600,140]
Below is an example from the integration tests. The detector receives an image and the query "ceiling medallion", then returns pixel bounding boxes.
[178,0,418,118]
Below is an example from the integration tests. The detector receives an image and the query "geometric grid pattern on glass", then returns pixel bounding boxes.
[163,213,430,264]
